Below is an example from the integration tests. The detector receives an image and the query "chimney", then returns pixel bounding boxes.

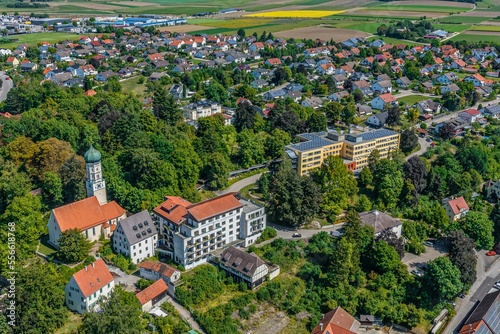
[320,323,324,331]
[91,262,95,268]
[322,314,324,319]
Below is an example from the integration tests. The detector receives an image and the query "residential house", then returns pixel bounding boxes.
[359,210,402,237]
[316,63,335,75]
[301,96,323,109]
[440,83,460,95]
[449,59,466,70]
[332,74,347,87]
[459,108,481,123]
[396,76,411,89]
[5,57,19,67]
[357,104,372,116]
[219,246,269,289]
[138,260,181,296]
[81,64,98,76]
[65,259,115,314]
[416,100,441,114]
[55,51,72,62]
[117,67,135,77]
[464,73,487,87]
[436,72,458,85]
[371,93,397,110]
[169,84,183,99]
[372,80,393,94]
[263,89,286,101]
[182,100,222,121]
[136,279,168,312]
[328,91,349,102]
[153,193,266,269]
[443,196,469,221]
[52,72,73,86]
[434,118,468,137]
[285,90,302,103]
[113,210,159,264]
[250,79,269,89]
[485,179,500,200]
[311,306,360,334]
[484,105,500,118]
[20,62,37,72]
[458,290,500,334]
[249,42,264,52]
[84,89,97,97]
[265,58,282,67]
[95,70,117,82]
[366,111,388,127]
[352,80,372,95]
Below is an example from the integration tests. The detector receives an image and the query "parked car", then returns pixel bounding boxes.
[5,77,10,80]
[426,138,432,142]
[411,269,423,277]
[424,241,434,247]
[292,233,301,238]
[486,250,497,256]
[494,281,500,289]
[458,293,465,299]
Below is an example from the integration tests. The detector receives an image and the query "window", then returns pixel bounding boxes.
[133,245,136,249]
[139,242,141,247]
[68,292,72,297]
[139,250,142,254]
[81,305,85,310]
[134,252,136,256]
[93,227,96,236]
[94,292,96,298]
[81,297,84,302]
[100,288,102,293]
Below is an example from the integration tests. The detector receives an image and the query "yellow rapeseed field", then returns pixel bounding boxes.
[246,10,344,18]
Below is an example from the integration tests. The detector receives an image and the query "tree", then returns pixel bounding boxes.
[152,88,183,126]
[407,108,420,123]
[322,101,343,124]
[386,105,401,126]
[234,101,256,132]
[267,158,321,227]
[400,128,419,154]
[376,230,404,259]
[404,156,427,194]
[272,67,287,85]
[205,152,232,190]
[265,129,290,160]
[342,102,357,125]
[41,171,63,207]
[377,172,404,209]
[359,167,373,187]
[56,229,92,263]
[237,28,246,38]
[80,286,143,334]
[204,82,228,104]
[448,230,477,290]
[307,111,327,132]
[439,122,456,140]
[8,261,68,334]
[59,155,86,204]
[103,76,122,93]
[370,240,401,273]
[27,138,74,180]
[463,211,494,250]
[237,129,265,168]
[423,257,462,302]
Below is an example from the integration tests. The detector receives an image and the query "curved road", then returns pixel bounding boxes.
[216,172,265,195]
[0,72,13,102]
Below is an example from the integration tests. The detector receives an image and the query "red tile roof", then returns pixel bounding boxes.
[266,58,281,65]
[138,260,179,279]
[447,196,469,215]
[311,307,360,334]
[379,93,396,103]
[53,196,126,232]
[136,279,168,305]
[73,259,114,298]
[465,108,480,116]
[187,193,242,222]
[153,196,191,226]
[84,89,97,96]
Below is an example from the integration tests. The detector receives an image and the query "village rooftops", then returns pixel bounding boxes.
[138,260,179,279]
[359,210,402,234]
[187,192,243,222]
[72,258,114,298]
[135,279,168,306]
[118,210,158,246]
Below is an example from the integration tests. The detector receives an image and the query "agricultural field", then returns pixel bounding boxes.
[433,16,487,24]
[366,4,471,13]
[432,24,472,33]
[450,32,500,44]
[467,25,500,32]
[0,32,80,48]
[245,10,344,18]
[348,9,451,18]
[274,26,371,41]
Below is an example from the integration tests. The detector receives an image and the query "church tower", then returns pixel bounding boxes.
[84,146,107,205]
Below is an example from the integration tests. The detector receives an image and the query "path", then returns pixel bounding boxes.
[164,295,206,334]
[216,172,264,195]
[0,72,13,102]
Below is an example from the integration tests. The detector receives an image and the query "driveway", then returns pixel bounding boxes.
[406,136,432,161]
[402,241,448,272]
[216,172,264,195]
[0,72,13,102]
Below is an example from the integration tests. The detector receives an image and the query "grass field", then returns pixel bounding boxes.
[38,235,57,257]
[0,32,80,48]
[433,23,472,32]
[398,95,429,105]
[451,33,500,44]
[333,21,382,34]
[54,312,82,334]
[434,16,488,24]
[120,76,147,95]
[246,10,344,18]
[365,4,469,13]
[366,36,424,46]
[467,25,500,32]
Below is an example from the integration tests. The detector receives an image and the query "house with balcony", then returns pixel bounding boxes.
[218,246,268,289]
[182,100,222,121]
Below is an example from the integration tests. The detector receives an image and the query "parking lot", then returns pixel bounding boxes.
[402,240,448,273]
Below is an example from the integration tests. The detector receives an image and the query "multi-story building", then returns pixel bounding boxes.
[113,210,159,264]
[219,246,268,289]
[182,99,221,121]
[285,129,400,175]
[65,258,115,314]
[152,193,266,270]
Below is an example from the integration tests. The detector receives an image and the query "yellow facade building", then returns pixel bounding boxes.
[285,129,400,175]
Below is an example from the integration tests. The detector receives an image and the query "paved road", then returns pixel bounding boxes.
[423,97,500,126]
[444,253,500,334]
[216,172,264,195]
[406,136,432,161]
[0,72,13,102]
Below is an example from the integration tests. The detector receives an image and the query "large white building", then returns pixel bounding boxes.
[65,258,115,314]
[182,100,222,121]
[153,193,266,270]
[113,210,159,264]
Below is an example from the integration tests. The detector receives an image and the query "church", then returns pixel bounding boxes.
[47,146,127,247]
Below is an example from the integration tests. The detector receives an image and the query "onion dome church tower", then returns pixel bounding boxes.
[84,146,107,205]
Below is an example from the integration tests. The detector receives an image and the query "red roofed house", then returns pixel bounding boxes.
[6,56,19,67]
[136,279,168,312]
[153,193,266,269]
[265,58,282,66]
[148,53,163,62]
[65,258,115,313]
[464,73,487,87]
[84,89,97,97]
[311,306,360,334]
[444,196,469,221]
[371,93,397,110]
[138,260,181,295]
[458,108,481,123]
[48,146,126,246]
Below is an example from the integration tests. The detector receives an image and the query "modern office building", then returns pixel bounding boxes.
[285,129,400,175]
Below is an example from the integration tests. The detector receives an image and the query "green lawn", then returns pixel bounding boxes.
[334,21,381,34]
[467,25,500,32]
[38,235,57,257]
[55,312,82,334]
[120,75,147,96]
[433,24,472,33]
[365,4,470,13]
[435,16,488,24]
[398,95,429,105]
[0,32,79,48]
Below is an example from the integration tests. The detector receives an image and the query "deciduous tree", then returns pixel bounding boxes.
[56,228,92,263]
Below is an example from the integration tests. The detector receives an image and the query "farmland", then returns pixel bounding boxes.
[245,10,345,18]
[0,32,81,48]
[274,26,371,41]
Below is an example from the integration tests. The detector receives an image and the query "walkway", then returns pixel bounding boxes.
[216,172,264,195]
[164,295,206,334]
